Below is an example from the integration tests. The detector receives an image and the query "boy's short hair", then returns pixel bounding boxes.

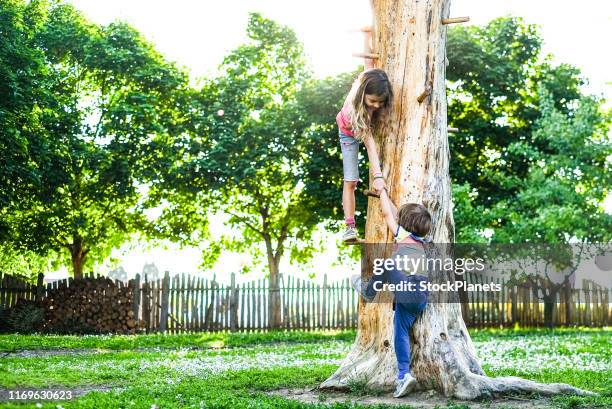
[397,203,432,237]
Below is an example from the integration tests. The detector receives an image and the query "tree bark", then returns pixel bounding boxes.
[264,236,283,329]
[321,0,592,399]
[70,235,87,279]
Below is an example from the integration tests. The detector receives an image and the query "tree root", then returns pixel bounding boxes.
[320,340,397,390]
[452,373,596,400]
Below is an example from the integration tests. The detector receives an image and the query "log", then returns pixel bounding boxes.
[352,52,380,59]
[416,84,432,103]
[343,238,365,245]
[363,189,381,198]
[321,0,593,400]
[40,276,142,334]
[442,16,469,25]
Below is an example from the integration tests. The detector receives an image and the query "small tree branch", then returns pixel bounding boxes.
[225,210,264,237]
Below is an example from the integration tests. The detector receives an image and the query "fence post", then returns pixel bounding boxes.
[204,279,215,331]
[230,273,238,332]
[321,273,328,329]
[132,274,141,324]
[159,271,170,333]
[35,273,45,302]
[510,284,517,324]
[142,276,151,333]
[563,281,573,326]
[0,272,5,309]
[583,280,591,326]
[604,289,610,326]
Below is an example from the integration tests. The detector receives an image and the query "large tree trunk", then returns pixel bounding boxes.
[321,0,591,399]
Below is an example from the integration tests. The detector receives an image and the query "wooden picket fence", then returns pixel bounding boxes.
[131,272,359,333]
[1,271,610,332]
[461,272,611,328]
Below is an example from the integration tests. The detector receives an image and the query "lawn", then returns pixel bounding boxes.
[0,328,610,408]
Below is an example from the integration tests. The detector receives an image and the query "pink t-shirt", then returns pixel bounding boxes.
[336,103,355,137]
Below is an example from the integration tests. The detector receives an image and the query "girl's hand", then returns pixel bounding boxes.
[372,177,386,192]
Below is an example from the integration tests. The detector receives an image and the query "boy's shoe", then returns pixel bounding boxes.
[342,226,359,242]
[393,373,417,398]
[350,274,362,294]
[351,274,375,301]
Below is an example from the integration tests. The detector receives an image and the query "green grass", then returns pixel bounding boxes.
[0,329,357,352]
[469,326,611,341]
[0,328,610,409]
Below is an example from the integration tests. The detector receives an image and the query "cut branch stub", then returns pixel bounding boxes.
[363,189,381,198]
[343,239,365,246]
[441,16,469,25]
[352,52,380,59]
[447,127,459,133]
[417,84,433,103]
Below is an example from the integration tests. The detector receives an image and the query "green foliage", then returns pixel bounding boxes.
[447,17,610,243]
[0,1,188,276]
[0,243,55,279]
[490,90,611,243]
[0,0,54,237]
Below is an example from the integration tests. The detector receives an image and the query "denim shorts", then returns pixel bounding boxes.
[339,131,360,182]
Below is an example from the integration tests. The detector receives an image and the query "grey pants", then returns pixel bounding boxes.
[339,131,359,182]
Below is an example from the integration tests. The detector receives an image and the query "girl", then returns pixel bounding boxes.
[337,28,393,242]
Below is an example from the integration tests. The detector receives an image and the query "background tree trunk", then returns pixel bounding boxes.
[265,238,282,328]
[70,235,86,279]
[322,0,591,399]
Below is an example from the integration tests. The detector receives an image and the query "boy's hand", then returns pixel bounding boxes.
[372,178,386,192]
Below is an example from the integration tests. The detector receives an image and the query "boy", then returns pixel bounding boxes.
[351,187,432,398]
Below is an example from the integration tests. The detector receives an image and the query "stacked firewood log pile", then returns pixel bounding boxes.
[41,276,145,334]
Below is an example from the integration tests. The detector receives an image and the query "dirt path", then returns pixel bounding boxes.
[271,388,557,409]
[1,349,108,358]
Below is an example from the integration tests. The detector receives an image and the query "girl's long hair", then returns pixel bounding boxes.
[346,69,393,141]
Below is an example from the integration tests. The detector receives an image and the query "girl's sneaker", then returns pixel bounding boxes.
[393,373,417,398]
[342,226,359,242]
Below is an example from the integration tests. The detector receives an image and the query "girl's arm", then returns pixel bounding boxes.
[379,188,399,235]
[363,134,386,190]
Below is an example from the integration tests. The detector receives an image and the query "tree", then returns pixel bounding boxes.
[0,0,55,239]
[1,1,188,278]
[486,89,611,327]
[322,0,590,399]
[491,89,611,243]
[0,243,55,279]
[151,14,348,327]
[444,17,592,240]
